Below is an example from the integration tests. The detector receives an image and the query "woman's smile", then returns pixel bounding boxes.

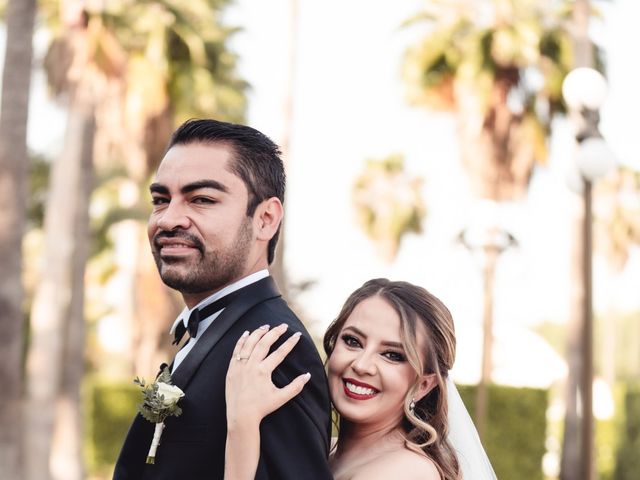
[342,378,380,400]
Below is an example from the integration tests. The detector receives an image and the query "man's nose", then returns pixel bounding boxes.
[156,201,191,231]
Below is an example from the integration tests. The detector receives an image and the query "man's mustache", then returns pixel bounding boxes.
[153,231,205,254]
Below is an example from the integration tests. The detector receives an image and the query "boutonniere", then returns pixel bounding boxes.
[134,366,185,464]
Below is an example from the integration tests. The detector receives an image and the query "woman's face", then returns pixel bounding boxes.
[327,295,423,430]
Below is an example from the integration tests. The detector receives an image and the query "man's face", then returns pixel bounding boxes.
[147,142,255,302]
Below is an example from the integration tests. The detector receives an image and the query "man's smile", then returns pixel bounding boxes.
[158,239,198,256]
[160,244,198,256]
[154,232,204,257]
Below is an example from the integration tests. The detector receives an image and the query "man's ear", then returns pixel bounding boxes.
[254,197,283,241]
[414,373,438,402]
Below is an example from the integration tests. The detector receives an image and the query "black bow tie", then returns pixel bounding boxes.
[172,289,243,345]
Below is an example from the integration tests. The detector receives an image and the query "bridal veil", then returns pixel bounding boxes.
[446,378,498,479]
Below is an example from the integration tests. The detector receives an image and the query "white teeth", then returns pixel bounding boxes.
[345,382,376,396]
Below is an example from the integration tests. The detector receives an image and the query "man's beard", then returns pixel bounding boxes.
[151,219,253,294]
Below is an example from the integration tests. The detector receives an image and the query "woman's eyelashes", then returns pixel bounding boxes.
[382,350,406,362]
[340,334,407,362]
[341,334,362,348]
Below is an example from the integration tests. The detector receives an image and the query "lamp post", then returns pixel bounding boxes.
[561,67,616,480]
[458,206,517,440]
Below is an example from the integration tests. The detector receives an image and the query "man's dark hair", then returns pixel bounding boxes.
[167,118,285,264]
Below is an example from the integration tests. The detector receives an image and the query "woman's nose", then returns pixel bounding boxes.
[351,350,377,376]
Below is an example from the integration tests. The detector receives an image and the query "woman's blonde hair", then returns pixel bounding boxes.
[323,278,461,480]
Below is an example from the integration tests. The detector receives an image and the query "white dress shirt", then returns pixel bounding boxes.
[169,269,270,370]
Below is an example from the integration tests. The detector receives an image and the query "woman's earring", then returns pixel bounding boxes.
[409,398,416,414]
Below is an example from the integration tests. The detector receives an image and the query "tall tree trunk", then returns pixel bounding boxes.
[455,81,528,439]
[131,108,179,376]
[25,99,95,480]
[50,107,94,480]
[456,78,533,202]
[0,0,36,478]
[271,0,298,300]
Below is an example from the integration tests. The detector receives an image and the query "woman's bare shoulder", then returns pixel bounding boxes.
[351,448,441,480]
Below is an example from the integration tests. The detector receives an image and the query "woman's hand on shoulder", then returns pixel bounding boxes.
[225,323,311,431]
[351,449,441,480]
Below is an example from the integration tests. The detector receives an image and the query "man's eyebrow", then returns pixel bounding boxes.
[149,183,168,194]
[181,179,229,194]
[148,180,229,195]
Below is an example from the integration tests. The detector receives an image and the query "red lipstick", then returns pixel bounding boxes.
[342,378,379,400]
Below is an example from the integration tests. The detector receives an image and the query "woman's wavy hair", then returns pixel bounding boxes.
[323,278,461,480]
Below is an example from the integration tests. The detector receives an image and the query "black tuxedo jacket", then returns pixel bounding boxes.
[113,277,333,479]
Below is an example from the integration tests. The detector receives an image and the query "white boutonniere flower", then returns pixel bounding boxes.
[134,366,185,464]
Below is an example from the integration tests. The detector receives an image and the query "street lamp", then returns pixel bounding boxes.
[561,67,616,480]
[457,202,517,440]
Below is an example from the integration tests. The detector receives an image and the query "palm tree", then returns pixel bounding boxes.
[403,0,580,438]
[24,1,247,478]
[595,167,640,273]
[404,0,577,200]
[270,0,299,299]
[25,5,123,479]
[594,166,640,389]
[352,154,426,262]
[0,0,36,478]
[95,0,247,378]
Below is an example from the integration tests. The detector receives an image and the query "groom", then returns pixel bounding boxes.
[114,119,332,479]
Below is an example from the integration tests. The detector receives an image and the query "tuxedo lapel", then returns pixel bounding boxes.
[170,276,281,390]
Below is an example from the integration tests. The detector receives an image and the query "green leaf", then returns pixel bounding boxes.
[134,367,184,424]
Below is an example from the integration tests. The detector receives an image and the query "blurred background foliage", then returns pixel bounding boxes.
[352,153,426,262]
[1,0,639,479]
[403,0,578,201]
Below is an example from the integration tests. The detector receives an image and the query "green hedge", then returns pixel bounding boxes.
[84,379,547,478]
[614,385,640,480]
[457,384,548,480]
[85,378,139,477]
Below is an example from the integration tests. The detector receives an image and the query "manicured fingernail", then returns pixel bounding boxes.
[241,330,249,337]
[279,323,288,330]
[292,331,302,338]
[303,372,311,380]
[260,324,270,330]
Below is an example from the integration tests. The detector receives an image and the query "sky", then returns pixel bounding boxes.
[225,0,640,386]
[1,0,638,387]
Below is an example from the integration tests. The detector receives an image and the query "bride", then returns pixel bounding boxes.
[224,278,496,479]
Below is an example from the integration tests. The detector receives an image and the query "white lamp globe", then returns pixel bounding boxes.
[562,68,608,110]
[565,164,585,194]
[576,137,617,181]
